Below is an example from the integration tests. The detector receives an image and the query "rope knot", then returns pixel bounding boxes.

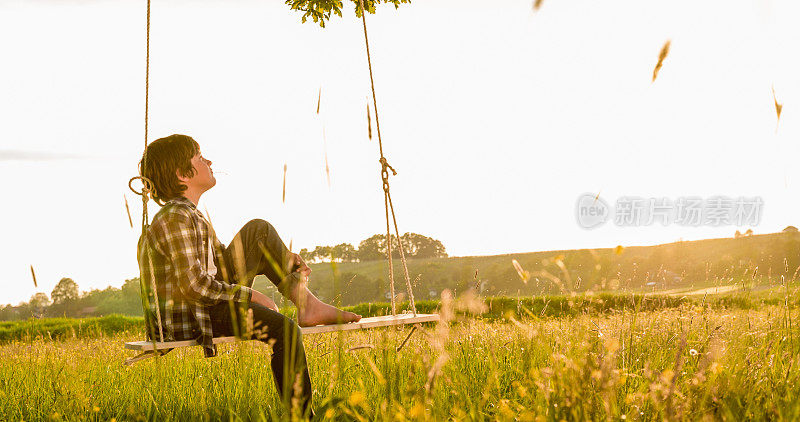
[379,157,397,176]
[129,176,156,200]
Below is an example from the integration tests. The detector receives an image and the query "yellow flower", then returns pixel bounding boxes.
[499,400,514,418]
[93,406,100,413]
[324,408,335,419]
[409,402,425,418]
[348,391,365,407]
[660,369,675,383]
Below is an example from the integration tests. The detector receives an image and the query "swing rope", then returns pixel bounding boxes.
[129,0,419,348]
[358,0,417,317]
[128,0,165,345]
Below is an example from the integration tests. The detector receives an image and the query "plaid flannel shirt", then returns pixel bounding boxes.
[137,196,252,357]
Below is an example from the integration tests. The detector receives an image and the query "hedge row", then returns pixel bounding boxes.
[0,294,789,343]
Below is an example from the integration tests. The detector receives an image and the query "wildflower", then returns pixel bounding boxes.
[324,408,335,419]
[409,402,424,418]
[689,349,699,356]
[348,391,364,407]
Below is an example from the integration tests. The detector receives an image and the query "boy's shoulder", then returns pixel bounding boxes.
[151,199,198,227]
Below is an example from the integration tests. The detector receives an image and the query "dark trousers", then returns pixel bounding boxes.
[208,219,313,418]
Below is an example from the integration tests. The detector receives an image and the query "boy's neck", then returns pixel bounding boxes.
[182,190,202,207]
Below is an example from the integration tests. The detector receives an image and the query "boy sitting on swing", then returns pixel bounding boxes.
[137,134,361,417]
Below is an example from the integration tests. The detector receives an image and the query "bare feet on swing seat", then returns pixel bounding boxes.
[298,301,362,327]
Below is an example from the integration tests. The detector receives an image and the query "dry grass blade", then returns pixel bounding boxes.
[347,345,375,352]
[282,163,287,203]
[323,126,331,188]
[772,85,783,133]
[30,265,37,288]
[316,86,322,114]
[652,40,671,82]
[366,101,372,140]
[124,194,133,228]
[532,0,544,11]
[512,259,530,284]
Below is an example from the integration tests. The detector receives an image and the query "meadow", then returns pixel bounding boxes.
[2,289,799,421]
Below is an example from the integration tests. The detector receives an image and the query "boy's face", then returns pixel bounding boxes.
[177,151,216,194]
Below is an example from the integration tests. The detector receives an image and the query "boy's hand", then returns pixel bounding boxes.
[292,253,312,277]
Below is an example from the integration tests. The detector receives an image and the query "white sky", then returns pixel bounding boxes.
[1,0,798,306]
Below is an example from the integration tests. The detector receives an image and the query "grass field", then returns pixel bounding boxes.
[2,289,799,421]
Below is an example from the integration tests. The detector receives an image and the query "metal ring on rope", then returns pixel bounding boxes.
[128,176,156,198]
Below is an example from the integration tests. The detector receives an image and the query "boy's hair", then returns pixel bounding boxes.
[139,134,200,205]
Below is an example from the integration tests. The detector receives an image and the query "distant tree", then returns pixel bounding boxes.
[357,234,398,261]
[357,233,447,261]
[29,292,51,318]
[331,243,357,262]
[51,277,79,305]
[783,226,798,233]
[0,305,19,321]
[745,229,754,236]
[298,248,310,262]
[400,233,448,259]
[310,245,333,262]
[734,230,742,239]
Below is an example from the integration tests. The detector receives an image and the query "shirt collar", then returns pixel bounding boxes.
[166,196,197,210]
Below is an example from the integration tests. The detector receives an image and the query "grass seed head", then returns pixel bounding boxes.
[652,40,671,82]
[772,85,783,132]
[512,259,531,284]
[282,163,287,203]
[366,101,373,140]
[124,194,133,228]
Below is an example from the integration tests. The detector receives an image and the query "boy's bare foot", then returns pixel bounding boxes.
[298,301,362,327]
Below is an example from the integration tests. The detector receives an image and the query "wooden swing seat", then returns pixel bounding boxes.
[124,313,439,364]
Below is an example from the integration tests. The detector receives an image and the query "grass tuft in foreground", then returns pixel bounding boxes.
[1,295,799,420]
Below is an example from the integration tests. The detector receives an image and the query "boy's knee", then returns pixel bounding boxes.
[245,218,273,233]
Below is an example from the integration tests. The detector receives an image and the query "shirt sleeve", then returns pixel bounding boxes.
[151,208,252,305]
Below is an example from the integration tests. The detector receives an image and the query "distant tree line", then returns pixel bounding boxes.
[0,277,143,321]
[8,229,795,320]
[0,233,447,320]
[299,232,447,263]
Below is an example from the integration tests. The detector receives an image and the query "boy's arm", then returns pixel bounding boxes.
[152,209,252,305]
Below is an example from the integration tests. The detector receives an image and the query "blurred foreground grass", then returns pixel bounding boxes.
[1,292,799,420]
